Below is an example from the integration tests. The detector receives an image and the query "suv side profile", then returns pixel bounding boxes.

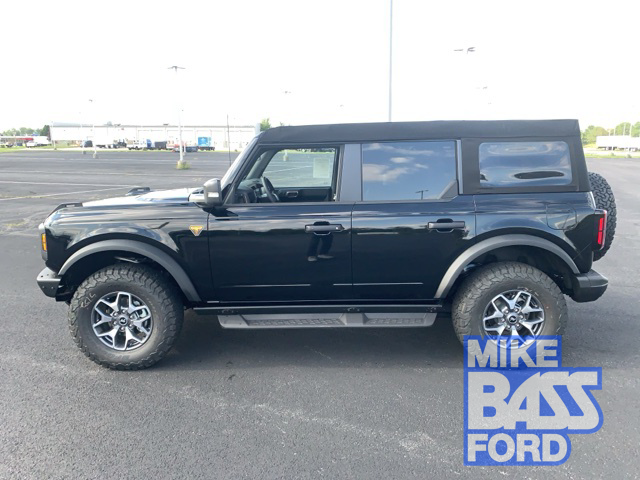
[36,120,616,369]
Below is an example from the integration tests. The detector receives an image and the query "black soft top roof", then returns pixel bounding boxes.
[259,119,580,144]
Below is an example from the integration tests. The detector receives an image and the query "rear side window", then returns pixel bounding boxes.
[361,141,456,201]
[479,141,571,187]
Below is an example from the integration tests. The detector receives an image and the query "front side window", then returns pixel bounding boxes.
[232,146,339,203]
[479,141,571,187]
[361,141,457,201]
[261,148,338,188]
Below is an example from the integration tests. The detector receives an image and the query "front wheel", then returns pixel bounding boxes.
[452,262,567,348]
[68,264,183,370]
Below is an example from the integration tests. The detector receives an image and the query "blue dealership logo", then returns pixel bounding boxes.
[464,336,603,466]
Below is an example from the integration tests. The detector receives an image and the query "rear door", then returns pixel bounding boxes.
[351,140,476,300]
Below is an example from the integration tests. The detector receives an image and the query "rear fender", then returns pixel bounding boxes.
[434,234,580,298]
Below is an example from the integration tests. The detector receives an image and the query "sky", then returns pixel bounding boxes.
[1,0,638,131]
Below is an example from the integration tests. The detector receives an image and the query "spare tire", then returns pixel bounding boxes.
[589,172,616,261]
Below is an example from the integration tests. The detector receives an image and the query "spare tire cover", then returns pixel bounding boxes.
[588,171,616,261]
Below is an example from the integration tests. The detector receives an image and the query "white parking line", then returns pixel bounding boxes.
[0,181,135,187]
[0,186,129,201]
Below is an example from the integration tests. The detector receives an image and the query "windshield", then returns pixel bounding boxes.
[220,136,259,189]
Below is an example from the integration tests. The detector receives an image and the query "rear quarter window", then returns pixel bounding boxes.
[479,141,571,187]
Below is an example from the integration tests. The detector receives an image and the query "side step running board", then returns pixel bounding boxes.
[216,312,437,329]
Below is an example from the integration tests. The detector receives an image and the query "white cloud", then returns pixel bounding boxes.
[390,156,412,164]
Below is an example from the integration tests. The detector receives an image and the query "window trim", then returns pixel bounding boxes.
[357,139,459,203]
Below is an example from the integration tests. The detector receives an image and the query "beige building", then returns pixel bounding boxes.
[50,123,259,150]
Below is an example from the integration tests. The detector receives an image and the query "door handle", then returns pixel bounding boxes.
[305,224,344,234]
[284,191,299,198]
[427,221,465,231]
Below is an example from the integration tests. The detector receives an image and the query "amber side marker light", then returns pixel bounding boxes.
[41,233,47,251]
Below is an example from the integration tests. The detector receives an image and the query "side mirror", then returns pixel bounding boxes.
[189,178,222,206]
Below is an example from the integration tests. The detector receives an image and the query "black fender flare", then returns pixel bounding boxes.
[58,239,201,302]
[434,234,580,298]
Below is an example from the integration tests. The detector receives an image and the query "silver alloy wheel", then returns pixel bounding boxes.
[92,291,153,351]
[482,289,545,348]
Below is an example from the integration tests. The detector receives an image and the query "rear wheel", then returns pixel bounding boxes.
[452,262,567,347]
[589,171,616,261]
[68,264,183,370]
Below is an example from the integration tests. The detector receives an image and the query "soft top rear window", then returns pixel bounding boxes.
[479,141,571,187]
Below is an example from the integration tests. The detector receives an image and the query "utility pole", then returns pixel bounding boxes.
[168,66,186,167]
[415,189,428,200]
[388,0,393,122]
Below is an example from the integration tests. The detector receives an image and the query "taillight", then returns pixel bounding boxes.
[594,209,607,251]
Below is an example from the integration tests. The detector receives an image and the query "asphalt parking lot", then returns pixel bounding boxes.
[1,150,639,479]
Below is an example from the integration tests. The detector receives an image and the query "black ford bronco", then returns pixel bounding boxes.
[36,120,616,369]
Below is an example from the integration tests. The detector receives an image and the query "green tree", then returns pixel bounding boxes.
[581,125,609,145]
[40,124,50,139]
[631,122,640,137]
[614,122,632,135]
[259,118,271,131]
[2,127,40,136]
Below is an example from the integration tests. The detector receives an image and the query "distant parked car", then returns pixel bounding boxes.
[172,144,198,153]
[82,140,93,148]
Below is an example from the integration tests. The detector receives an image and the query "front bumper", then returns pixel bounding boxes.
[37,267,61,298]
[570,269,608,303]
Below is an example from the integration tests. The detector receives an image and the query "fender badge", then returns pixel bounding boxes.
[189,225,204,236]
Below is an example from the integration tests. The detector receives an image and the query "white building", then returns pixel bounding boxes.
[50,123,259,150]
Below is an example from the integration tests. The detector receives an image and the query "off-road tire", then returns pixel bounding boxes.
[452,262,567,346]
[589,171,616,261]
[68,264,183,370]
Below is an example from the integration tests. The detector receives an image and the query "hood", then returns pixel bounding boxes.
[81,188,198,207]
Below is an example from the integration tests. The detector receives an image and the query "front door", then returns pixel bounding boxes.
[208,146,353,303]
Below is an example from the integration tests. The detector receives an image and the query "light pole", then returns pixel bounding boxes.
[80,112,85,155]
[282,90,292,125]
[226,114,232,165]
[89,99,98,159]
[168,65,186,167]
[454,47,478,108]
[388,0,393,122]
[50,121,56,150]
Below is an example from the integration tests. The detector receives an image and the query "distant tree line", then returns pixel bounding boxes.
[582,121,640,145]
[1,125,50,138]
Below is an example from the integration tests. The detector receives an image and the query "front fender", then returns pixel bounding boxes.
[58,239,201,302]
